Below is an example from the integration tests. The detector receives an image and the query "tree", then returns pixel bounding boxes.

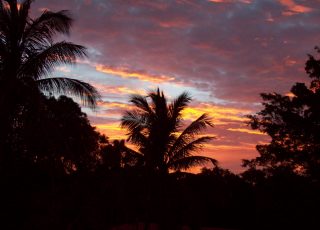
[100,139,144,171]
[0,0,100,163]
[244,48,320,179]
[7,95,101,175]
[121,88,216,174]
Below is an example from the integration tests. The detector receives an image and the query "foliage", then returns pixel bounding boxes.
[0,0,100,107]
[8,95,101,174]
[121,88,216,174]
[0,0,100,165]
[99,139,144,171]
[244,48,320,179]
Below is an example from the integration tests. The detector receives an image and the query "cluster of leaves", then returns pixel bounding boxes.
[121,89,216,174]
[244,48,320,180]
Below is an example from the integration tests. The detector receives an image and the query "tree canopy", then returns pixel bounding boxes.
[244,48,320,179]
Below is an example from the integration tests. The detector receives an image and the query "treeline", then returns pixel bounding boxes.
[1,1,320,229]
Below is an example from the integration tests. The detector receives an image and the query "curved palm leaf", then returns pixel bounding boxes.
[168,113,214,157]
[169,136,214,163]
[36,77,100,108]
[130,94,153,115]
[182,113,214,136]
[20,41,87,80]
[121,110,149,131]
[23,10,72,47]
[168,156,217,171]
[169,91,191,124]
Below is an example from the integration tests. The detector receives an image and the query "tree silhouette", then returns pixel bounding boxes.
[0,0,99,106]
[100,139,144,171]
[121,88,216,174]
[3,95,101,176]
[244,48,320,179]
[0,0,100,165]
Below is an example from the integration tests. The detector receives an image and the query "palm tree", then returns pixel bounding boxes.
[121,88,217,174]
[0,0,100,106]
[0,0,100,165]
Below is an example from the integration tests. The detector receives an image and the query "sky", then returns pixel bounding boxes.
[31,0,320,172]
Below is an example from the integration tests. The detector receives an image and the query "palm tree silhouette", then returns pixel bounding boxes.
[121,88,217,174]
[0,0,100,165]
[0,0,100,107]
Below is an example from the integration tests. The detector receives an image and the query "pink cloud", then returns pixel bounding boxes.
[95,65,175,83]
[279,0,313,15]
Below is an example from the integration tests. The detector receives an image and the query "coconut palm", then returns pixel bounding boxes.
[121,88,217,174]
[0,0,100,107]
[0,0,100,166]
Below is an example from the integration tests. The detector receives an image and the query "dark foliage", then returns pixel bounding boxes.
[121,88,216,174]
[0,0,100,167]
[244,48,320,180]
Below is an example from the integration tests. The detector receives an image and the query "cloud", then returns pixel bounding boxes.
[95,65,175,83]
[227,128,267,136]
[182,103,251,125]
[94,84,146,97]
[95,122,126,140]
[279,0,313,15]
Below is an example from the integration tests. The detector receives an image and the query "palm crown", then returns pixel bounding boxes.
[121,89,217,174]
[0,0,100,107]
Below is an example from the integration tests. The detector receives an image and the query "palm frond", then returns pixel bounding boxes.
[130,94,153,115]
[183,113,214,136]
[36,77,101,108]
[128,131,148,148]
[168,156,216,171]
[23,9,72,47]
[149,88,168,117]
[121,110,148,131]
[170,136,214,163]
[20,41,87,80]
[17,0,33,36]
[169,91,191,121]
[169,113,213,156]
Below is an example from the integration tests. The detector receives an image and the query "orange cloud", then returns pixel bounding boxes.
[279,0,312,15]
[204,142,256,151]
[94,83,146,97]
[182,103,251,125]
[227,128,267,136]
[96,65,175,83]
[94,84,146,96]
[98,101,135,111]
[95,122,126,140]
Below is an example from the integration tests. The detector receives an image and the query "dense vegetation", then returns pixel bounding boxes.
[0,1,319,229]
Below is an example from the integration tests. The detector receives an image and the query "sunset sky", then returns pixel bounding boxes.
[31,0,320,172]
